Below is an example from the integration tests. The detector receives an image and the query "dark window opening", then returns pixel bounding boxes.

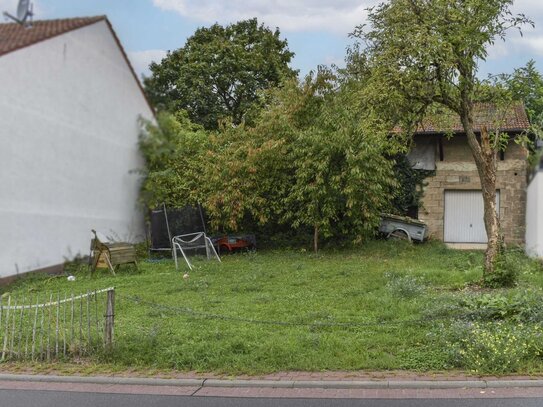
[406,205,419,219]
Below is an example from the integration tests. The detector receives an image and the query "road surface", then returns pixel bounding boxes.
[2,388,543,407]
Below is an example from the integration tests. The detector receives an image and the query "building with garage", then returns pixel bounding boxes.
[0,16,154,281]
[407,103,530,246]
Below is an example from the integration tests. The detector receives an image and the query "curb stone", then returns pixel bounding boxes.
[0,374,543,390]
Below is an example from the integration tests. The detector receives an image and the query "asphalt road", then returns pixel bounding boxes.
[1,390,543,407]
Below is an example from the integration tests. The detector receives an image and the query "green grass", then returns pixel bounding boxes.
[4,240,543,374]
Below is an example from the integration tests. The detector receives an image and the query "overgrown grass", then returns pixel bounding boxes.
[3,240,543,374]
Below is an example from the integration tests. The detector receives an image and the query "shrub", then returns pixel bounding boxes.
[460,293,522,321]
[452,322,543,373]
[427,290,543,323]
[485,248,543,288]
[385,271,426,298]
[485,253,520,288]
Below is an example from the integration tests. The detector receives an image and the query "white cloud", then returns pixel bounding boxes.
[513,35,543,55]
[486,19,543,59]
[486,40,510,60]
[512,0,543,18]
[152,0,379,34]
[466,1,543,62]
[127,49,168,80]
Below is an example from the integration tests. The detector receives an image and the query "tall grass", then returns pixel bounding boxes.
[3,240,543,374]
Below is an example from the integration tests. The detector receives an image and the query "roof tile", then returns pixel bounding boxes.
[414,102,530,134]
[0,16,105,57]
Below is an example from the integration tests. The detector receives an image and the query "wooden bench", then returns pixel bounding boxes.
[90,230,137,275]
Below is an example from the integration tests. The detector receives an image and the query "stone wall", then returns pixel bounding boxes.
[417,135,527,245]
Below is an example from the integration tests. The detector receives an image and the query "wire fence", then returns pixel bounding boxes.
[117,293,450,329]
[0,288,115,362]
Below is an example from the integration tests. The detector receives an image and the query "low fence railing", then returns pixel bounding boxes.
[0,287,115,361]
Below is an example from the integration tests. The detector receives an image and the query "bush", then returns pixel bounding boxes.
[452,322,543,373]
[485,248,543,288]
[485,253,520,288]
[385,271,426,298]
[427,290,543,323]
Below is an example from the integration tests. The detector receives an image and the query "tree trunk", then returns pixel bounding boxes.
[461,113,500,276]
[313,225,319,254]
[479,126,501,275]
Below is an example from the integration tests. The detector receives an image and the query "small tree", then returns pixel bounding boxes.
[144,18,296,130]
[190,71,399,251]
[498,60,543,128]
[138,111,209,209]
[243,71,398,252]
[490,60,543,158]
[352,0,532,277]
[283,73,399,252]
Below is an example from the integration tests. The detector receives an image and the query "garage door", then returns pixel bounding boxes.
[444,190,500,243]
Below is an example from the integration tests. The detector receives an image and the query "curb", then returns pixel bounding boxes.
[1,374,543,389]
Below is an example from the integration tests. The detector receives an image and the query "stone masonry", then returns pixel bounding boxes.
[418,135,527,245]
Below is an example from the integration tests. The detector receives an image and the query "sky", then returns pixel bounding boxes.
[1,0,543,81]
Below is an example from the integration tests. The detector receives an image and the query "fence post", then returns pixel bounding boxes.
[104,289,115,350]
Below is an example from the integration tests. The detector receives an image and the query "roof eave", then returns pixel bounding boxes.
[413,127,529,136]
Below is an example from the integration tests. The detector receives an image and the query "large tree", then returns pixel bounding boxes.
[352,0,531,277]
[140,71,400,252]
[200,71,399,251]
[144,18,296,130]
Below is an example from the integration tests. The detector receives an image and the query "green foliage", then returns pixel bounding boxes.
[494,60,543,128]
[350,0,532,279]
[138,111,209,209]
[266,71,399,248]
[391,155,434,216]
[460,293,523,320]
[215,70,400,248]
[144,18,296,130]
[455,290,543,323]
[486,60,543,163]
[484,251,521,288]
[351,0,532,117]
[7,242,543,374]
[452,322,543,373]
[140,70,401,249]
[385,271,426,299]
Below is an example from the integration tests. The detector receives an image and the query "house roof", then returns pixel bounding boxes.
[0,16,106,57]
[413,102,530,135]
[0,16,155,116]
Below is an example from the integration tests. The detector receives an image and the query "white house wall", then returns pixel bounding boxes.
[0,20,154,277]
[526,171,543,258]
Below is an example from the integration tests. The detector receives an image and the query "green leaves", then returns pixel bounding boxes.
[143,18,296,130]
[351,0,532,118]
[139,69,400,250]
[138,111,210,209]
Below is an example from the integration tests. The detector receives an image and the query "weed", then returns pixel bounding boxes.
[4,242,543,374]
[385,271,426,298]
[452,322,543,374]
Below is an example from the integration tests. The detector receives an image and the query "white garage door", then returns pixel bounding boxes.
[444,190,500,243]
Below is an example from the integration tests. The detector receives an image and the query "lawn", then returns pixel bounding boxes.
[4,240,543,375]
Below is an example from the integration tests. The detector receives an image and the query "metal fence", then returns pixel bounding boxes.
[0,287,115,361]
